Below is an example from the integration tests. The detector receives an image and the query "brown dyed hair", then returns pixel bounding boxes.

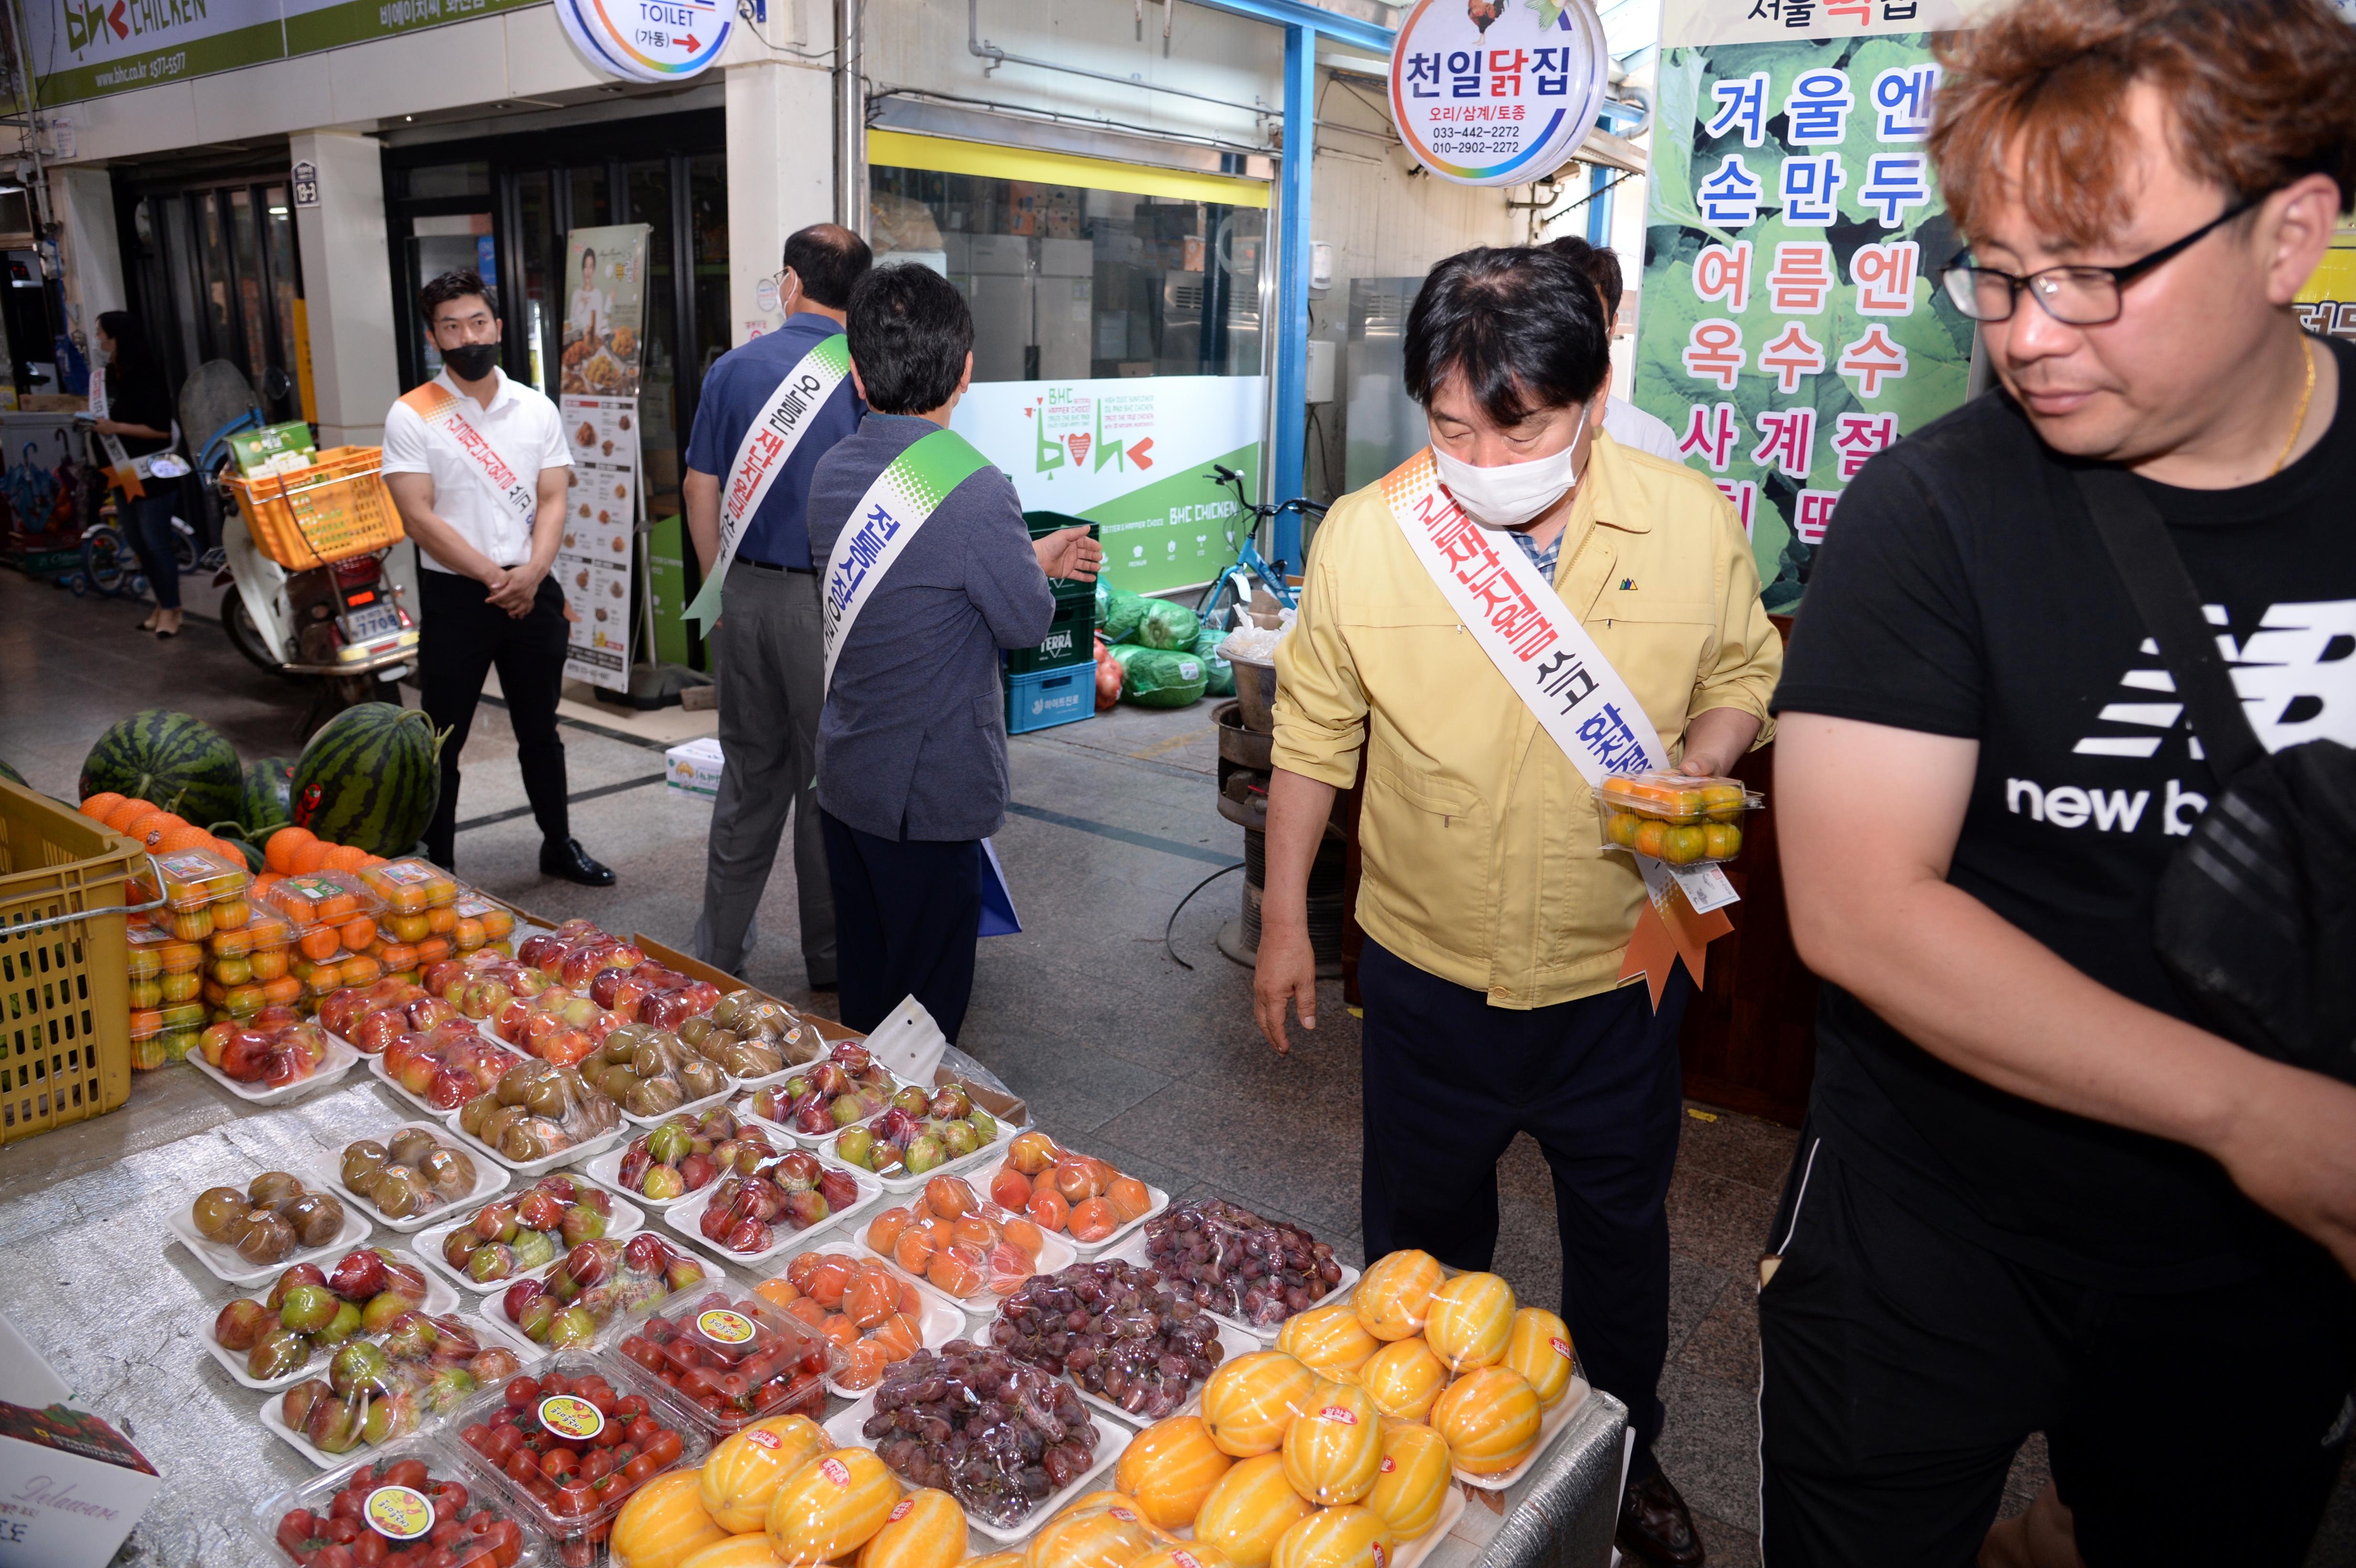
[1929,0,2356,249]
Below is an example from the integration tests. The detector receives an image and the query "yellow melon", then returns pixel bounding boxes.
[1365,1423,1450,1539]
[1026,1497,1167,1568]
[1134,1547,1236,1568]
[702,1414,830,1534]
[766,1448,902,1564]
[1352,1252,1444,1342]
[1356,1339,1448,1424]
[968,1556,1030,1568]
[1200,1350,1317,1458]
[611,1469,730,1568]
[858,1489,967,1568]
[1115,1415,1233,1531]
[1193,1454,1316,1568]
[1429,1366,1541,1476]
[1269,1507,1398,1568]
[1421,1272,1514,1373]
[1275,1306,1380,1386]
[1503,1308,1574,1408]
[1280,1379,1382,1506]
[680,1538,794,1568]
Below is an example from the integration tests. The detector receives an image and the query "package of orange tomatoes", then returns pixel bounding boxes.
[860,1173,1077,1310]
[1594,770,1763,868]
[985,1131,1169,1253]
[750,1243,965,1394]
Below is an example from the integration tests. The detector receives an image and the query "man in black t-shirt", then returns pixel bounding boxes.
[1760,4,2356,1565]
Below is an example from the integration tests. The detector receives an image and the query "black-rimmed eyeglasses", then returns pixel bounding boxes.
[1937,196,2261,325]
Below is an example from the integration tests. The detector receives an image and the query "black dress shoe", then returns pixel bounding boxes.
[540,837,616,886]
[1618,1469,1705,1568]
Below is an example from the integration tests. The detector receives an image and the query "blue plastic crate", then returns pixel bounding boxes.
[1005,664,1094,733]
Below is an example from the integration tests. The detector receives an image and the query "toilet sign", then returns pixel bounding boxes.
[1388,0,1611,186]
[556,0,731,83]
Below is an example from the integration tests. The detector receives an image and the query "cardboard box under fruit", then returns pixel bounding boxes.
[0,1316,161,1568]
[631,933,1030,1129]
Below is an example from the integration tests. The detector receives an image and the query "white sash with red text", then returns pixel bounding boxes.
[397,379,538,540]
[682,332,851,628]
[1381,447,1668,784]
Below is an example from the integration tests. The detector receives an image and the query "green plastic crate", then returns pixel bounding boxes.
[1006,603,1095,675]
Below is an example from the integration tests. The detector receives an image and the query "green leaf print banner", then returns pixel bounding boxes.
[1633,32,1974,612]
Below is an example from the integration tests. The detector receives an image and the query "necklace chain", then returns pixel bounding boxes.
[2269,340,2318,478]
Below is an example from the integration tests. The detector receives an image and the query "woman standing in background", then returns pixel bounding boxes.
[91,311,182,638]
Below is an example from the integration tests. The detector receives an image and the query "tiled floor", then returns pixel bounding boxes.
[5,567,2353,1566]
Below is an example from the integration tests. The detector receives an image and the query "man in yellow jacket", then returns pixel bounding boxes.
[1256,247,1779,1568]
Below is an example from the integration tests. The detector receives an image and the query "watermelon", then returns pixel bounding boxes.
[0,759,24,789]
[80,711,244,826]
[241,757,297,835]
[214,835,266,874]
[290,704,445,857]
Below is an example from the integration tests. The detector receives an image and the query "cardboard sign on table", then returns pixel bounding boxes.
[0,1314,162,1567]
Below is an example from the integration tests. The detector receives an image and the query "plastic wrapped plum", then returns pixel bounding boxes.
[501,1231,704,1348]
[991,1259,1225,1419]
[616,1107,771,1200]
[863,1340,1101,1526]
[438,1174,613,1285]
[457,1059,620,1162]
[581,1023,727,1117]
[1142,1198,1344,1328]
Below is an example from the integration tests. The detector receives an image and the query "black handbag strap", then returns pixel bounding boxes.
[2072,467,2267,782]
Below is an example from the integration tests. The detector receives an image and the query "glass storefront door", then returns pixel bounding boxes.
[124,177,307,421]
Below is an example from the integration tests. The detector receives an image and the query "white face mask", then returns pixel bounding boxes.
[1429,419,1589,529]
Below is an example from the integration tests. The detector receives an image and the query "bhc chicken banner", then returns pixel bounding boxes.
[556,224,652,692]
[1633,0,1981,613]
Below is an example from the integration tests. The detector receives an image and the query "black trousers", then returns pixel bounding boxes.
[819,808,981,1043]
[417,570,570,867]
[1758,1133,2356,1567]
[1359,938,1690,1478]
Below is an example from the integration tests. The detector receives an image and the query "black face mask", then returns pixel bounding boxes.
[443,342,499,381]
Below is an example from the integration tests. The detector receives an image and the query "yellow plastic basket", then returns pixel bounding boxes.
[0,778,136,1145]
[229,445,406,570]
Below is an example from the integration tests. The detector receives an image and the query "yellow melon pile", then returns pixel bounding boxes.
[609,1416,940,1568]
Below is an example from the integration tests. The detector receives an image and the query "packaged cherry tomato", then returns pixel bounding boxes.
[616,1285,835,1435]
[1595,771,1763,867]
[451,1351,709,1568]
[248,1433,543,1567]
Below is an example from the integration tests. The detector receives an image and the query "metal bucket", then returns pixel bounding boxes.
[1231,657,1279,734]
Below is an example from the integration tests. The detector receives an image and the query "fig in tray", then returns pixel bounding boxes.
[190,1171,346,1266]
[341,1127,480,1219]
[748,1039,900,1135]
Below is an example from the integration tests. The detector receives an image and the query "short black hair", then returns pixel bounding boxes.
[1404,247,1608,426]
[846,263,973,415]
[784,224,874,310]
[1546,235,1624,320]
[420,271,497,325]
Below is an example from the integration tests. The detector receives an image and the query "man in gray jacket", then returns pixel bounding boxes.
[807,263,1100,1039]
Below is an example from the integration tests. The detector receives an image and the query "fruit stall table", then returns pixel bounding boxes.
[0,948,1630,1568]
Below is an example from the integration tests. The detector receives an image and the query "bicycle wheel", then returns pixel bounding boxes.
[80,525,133,598]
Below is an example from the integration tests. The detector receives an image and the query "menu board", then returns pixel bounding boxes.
[556,394,641,690]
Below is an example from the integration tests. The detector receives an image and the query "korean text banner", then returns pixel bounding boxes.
[949,375,1265,596]
[1658,0,1995,48]
[25,0,545,106]
[1632,31,1973,612]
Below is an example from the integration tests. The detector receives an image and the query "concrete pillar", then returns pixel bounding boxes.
[291,129,399,446]
[723,59,836,348]
[50,167,125,346]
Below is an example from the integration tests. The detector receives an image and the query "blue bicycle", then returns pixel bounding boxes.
[1196,463,1324,632]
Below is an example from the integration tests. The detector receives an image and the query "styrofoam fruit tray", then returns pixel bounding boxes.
[825,1390,1133,1544]
[845,1214,1080,1318]
[616,1082,737,1130]
[662,1164,885,1268]
[731,1071,927,1149]
[825,1107,1017,1197]
[1055,1178,1172,1260]
[260,1386,448,1472]
[835,1239,988,1324]
[186,1032,361,1106]
[169,1199,375,1290]
[1451,1377,1590,1492]
[367,1043,529,1122]
[202,1271,462,1391]
[410,1190,647,1296]
[1101,1229,1363,1345]
[319,1128,513,1233]
[436,1106,622,1180]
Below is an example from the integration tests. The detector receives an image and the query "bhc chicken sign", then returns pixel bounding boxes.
[1389,0,1612,186]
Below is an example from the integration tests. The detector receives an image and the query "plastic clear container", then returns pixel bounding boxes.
[415,1178,646,1297]
[453,893,515,953]
[610,1283,834,1435]
[263,871,388,961]
[1595,771,1763,866]
[360,856,463,914]
[448,1350,710,1567]
[246,1433,545,1567]
[665,1161,883,1266]
[138,847,253,939]
[738,1242,969,1396]
[855,1190,1077,1313]
[1111,1199,1359,1343]
[991,1258,1255,1423]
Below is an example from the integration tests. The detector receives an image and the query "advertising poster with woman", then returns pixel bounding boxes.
[561,225,649,398]
[557,223,649,690]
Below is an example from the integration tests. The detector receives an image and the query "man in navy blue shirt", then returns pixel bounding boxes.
[684,223,870,991]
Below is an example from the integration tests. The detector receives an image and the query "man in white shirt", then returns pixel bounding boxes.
[382,270,614,885]
[1547,236,1682,460]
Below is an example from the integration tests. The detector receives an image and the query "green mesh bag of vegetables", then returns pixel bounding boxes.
[1108,642,1210,708]
[1132,597,1202,651]
[1097,585,1147,643]
[1192,624,1235,697]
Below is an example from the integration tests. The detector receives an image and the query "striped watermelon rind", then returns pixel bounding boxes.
[290,704,446,857]
[79,711,244,827]
[241,757,297,836]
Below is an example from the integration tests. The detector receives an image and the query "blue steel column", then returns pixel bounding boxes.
[1271,20,1317,571]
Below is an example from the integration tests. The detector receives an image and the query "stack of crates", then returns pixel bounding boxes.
[1005,512,1099,734]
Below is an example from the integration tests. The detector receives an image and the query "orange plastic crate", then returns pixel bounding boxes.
[229,445,406,569]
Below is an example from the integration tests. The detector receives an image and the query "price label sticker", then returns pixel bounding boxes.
[364,1486,433,1541]
[538,1394,605,1441]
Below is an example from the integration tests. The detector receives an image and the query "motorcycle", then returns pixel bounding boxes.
[181,360,418,732]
